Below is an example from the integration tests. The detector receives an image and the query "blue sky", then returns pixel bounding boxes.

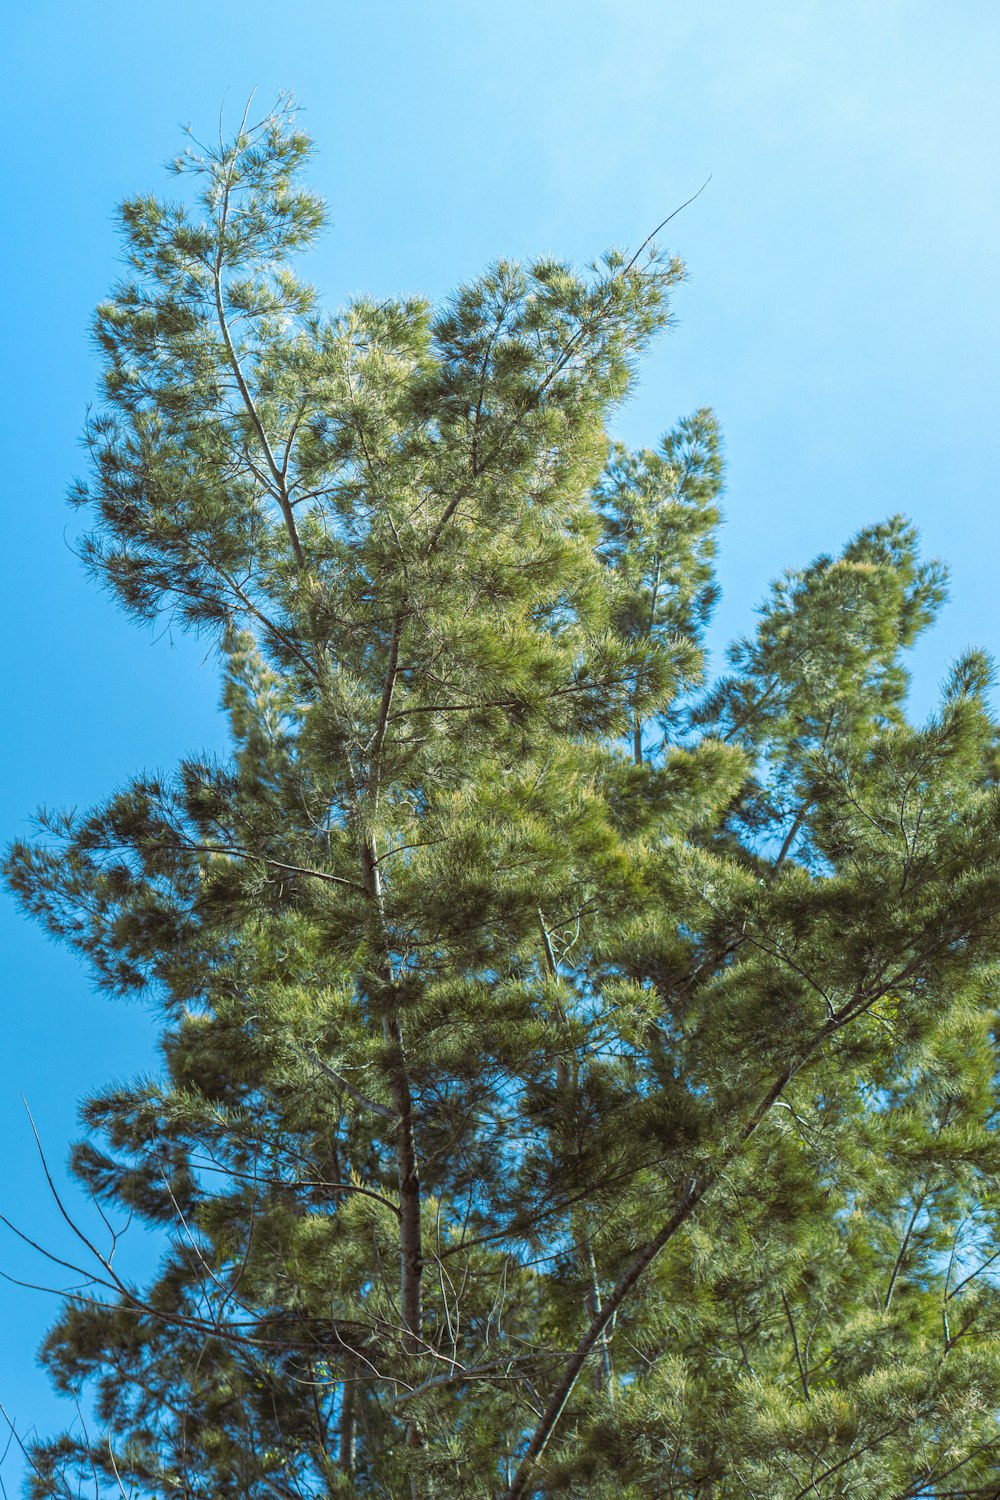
[2,0,999,1482]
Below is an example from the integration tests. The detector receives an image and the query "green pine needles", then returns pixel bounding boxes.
[7,98,1000,1499]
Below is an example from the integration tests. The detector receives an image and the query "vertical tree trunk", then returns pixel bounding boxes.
[383,1003,423,1352]
[362,837,423,1356]
[338,1377,356,1477]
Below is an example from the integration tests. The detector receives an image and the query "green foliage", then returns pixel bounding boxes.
[7,98,1000,1499]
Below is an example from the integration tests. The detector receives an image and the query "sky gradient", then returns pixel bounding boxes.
[2,1,999,1484]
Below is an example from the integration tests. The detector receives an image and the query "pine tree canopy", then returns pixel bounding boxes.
[8,98,1000,1499]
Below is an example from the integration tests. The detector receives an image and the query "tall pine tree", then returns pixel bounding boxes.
[7,99,1000,1499]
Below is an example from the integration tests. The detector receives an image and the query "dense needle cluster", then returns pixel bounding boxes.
[7,100,1000,1499]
